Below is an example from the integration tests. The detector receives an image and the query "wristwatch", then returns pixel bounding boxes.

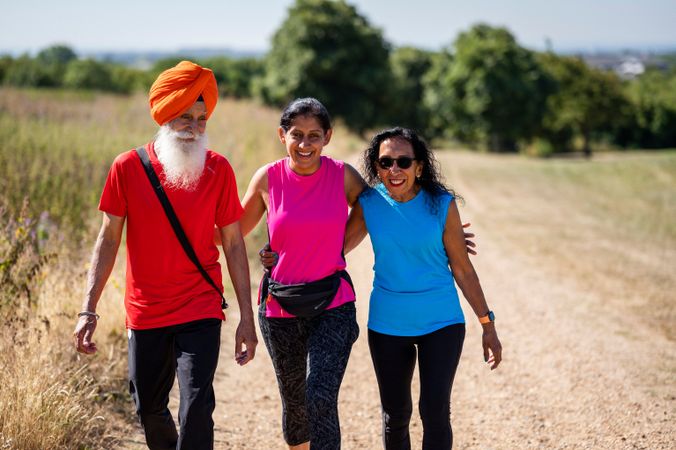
[479,310,495,324]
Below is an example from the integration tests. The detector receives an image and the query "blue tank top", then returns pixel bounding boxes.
[359,183,464,336]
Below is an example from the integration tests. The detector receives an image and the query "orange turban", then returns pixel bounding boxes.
[149,60,218,125]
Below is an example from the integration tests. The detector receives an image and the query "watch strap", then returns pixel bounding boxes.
[479,310,495,324]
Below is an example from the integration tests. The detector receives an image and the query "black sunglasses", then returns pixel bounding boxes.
[376,156,415,169]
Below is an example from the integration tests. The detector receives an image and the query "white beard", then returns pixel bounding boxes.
[154,125,208,191]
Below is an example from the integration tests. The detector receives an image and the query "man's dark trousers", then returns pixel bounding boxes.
[128,318,221,450]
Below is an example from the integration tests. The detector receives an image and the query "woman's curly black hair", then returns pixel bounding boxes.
[361,127,461,210]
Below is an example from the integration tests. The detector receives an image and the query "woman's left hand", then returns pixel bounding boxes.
[259,243,279,270]
[482,324,502,370]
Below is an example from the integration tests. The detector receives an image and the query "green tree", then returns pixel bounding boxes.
[0,55,13,84]
[538,53,632,156]
[259,0,391,134]
[4,55,52,87]
[202,56,264,98]
[36,44,77,65]
[62,59,113,91]
[34,44,78,87]
[424,24,553,151]
[387,47,435,133]
[625,69,676,148]
[108,65,148,94]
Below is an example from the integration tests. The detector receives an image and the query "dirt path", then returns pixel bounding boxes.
[125,152,674,449]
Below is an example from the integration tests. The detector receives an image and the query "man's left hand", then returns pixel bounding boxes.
[234,317,258,366]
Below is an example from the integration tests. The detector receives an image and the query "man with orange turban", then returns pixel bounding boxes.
[73,61,257,450]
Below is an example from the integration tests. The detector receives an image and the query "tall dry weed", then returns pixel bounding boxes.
[0,342,116,449]
[0,201,129,449]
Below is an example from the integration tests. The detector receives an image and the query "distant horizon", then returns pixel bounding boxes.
[2,42,675,59]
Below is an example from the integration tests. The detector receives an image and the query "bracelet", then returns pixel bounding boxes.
[78,311,100,320]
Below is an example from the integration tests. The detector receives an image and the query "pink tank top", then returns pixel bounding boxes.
[263,156,355,318]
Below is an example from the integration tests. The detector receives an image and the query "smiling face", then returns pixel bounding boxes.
[377,137,423,202]
[168,101,207,141]
[278,114,332,175]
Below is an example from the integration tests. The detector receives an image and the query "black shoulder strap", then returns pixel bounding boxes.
[135,146,228,309]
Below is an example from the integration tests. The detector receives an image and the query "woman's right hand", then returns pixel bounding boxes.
[259,243,279,270]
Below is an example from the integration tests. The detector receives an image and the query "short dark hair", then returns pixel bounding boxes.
[362,127,461,210]
[280,97,332,132]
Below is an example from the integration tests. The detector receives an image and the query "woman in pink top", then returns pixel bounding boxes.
[239,98,365,450]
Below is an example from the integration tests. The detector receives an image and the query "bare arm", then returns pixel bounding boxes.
[73,212,125,354]
[443,200,502,369]
[240,166,269,238]
[344,163,366,207]
[344,199,367,255]
[342,163,368,254]
[219,221,258,365]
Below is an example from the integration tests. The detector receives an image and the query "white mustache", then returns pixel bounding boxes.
[175,129,198,140]
[154,125,208,191]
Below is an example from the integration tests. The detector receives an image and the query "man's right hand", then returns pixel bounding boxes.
[74,213,124,356]
[73,316,98,354]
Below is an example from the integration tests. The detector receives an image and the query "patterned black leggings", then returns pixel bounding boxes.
[259,302,359,449]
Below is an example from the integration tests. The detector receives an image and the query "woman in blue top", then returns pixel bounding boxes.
[345,127,502,450]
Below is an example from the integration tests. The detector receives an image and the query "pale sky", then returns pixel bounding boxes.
[1,0,675,55]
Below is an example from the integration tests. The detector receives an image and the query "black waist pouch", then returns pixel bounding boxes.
[266,270,353,318]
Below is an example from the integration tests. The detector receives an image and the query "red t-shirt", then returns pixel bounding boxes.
[99,142,243,330]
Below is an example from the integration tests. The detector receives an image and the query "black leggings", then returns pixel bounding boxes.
[259,302,360,449]
[368,323,465,450]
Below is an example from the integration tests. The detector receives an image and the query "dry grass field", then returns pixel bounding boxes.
[1,88,674,449]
